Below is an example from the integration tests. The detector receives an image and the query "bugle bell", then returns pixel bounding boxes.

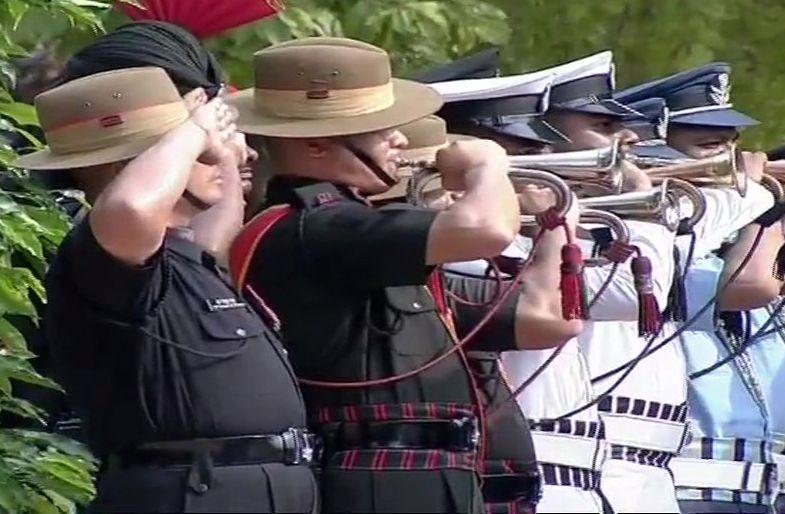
[508,140,623,195]
[639,145,748,197]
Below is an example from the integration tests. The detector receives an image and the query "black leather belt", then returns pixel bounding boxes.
[109,428,317,469]
[481,471,542,505]
[321,417,480,453]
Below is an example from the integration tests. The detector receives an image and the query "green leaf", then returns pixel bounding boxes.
[0,215,45,260]
[10,430,95,463]
[0,101,38,126]
[0,270,37,317]
[6,0,31,30]
[0,315,28,353]
[0,468,27,513]
[0,395,48,423]
[0,355,62,390]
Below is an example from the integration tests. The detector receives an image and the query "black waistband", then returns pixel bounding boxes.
[109,429,317,469]
[320,418,480,453]
[481,471,542,505]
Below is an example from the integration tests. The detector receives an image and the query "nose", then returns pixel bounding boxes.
[615,128,640,146]
[390,130,408,150]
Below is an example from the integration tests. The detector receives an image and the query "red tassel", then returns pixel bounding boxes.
[631,255,662,337]
[560,243,589,320]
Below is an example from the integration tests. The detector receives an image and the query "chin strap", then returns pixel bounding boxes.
[344,143,398,188]
[183,189,212,211]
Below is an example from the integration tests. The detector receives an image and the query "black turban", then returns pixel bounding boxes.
[64,21,225,98]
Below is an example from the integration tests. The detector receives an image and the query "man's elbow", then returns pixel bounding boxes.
[719,281,782,311]
[515,319,583,350]
[473,216,517,257]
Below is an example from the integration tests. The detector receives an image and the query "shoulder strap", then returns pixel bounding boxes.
[292,182,344,209]
[229,204,293,291]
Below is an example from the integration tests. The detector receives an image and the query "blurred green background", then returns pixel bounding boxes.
[10,0,785,149]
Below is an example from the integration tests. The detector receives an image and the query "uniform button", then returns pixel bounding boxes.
[412,301,422,310]
[195,483,209,494]
[235,328,247,337]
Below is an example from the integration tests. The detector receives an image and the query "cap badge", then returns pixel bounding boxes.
[709,73,731,105]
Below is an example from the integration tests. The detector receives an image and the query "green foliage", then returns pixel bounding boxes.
[490,0,785,149]
[1,1,106,512]
[205,0,785,149]
[207,0,509,87]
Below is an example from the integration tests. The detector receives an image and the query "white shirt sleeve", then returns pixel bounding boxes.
[682,254,724,331]
[678,181,774,259]
[582,220,676,321]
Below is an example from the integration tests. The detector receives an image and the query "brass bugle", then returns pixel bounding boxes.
[508,140,623,195]
[403,161,574,218]
[576,178,706,233]
[640,145,748,197]
[579,209,631,267]
[760,173,785,202]
[509,169,574,219]
[761,160,785,201]
[518,207,630,268]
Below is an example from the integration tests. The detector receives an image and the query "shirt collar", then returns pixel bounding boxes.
[265,175,367,206]
[164,228,207,265]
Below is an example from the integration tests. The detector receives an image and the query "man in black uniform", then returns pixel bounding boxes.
[370,114,585,513]
[16,67,317,513]
[228,37,520,513]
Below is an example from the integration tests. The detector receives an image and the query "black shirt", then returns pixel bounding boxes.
[45,219,306,455]
[445,272,537,468]
[248,177,476,413]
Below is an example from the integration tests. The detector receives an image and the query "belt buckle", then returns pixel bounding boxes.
[450,417,480,452]
[283,428,315,465]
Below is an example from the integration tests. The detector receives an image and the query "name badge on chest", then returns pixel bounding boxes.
[205,297,247,312]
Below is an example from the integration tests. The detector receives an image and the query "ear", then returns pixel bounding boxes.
[305,138,331,159]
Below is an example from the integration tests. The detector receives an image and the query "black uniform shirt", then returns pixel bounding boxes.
[45,218,306,456]
[445,272,537,468]
[248,177,475,412]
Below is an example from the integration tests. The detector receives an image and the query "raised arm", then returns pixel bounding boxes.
[190,133,256,263]
[426,140,520,265]
[513,188,584,348]
[718,221,784,311]
[90,97,236,265]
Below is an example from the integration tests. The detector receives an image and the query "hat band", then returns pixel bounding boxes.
[254,82,394,119]
[46,101,189,155]
[670,103,733,117]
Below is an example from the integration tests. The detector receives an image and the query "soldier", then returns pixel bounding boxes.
[16,67,318,513]
[424,65,569,156]
[371,113,584,514]
[227,37,520,513]
[612,62,778,513]
[23,21,256,446]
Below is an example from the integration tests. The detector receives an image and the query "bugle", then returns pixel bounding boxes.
[576,178,706,233]
[508,141,623,195]
[404,163,574,218]
[638,145,748,197]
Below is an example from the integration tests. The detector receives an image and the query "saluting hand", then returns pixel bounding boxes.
[435,139,508,191]
[220,132,258,196]
[188,96,239,166]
